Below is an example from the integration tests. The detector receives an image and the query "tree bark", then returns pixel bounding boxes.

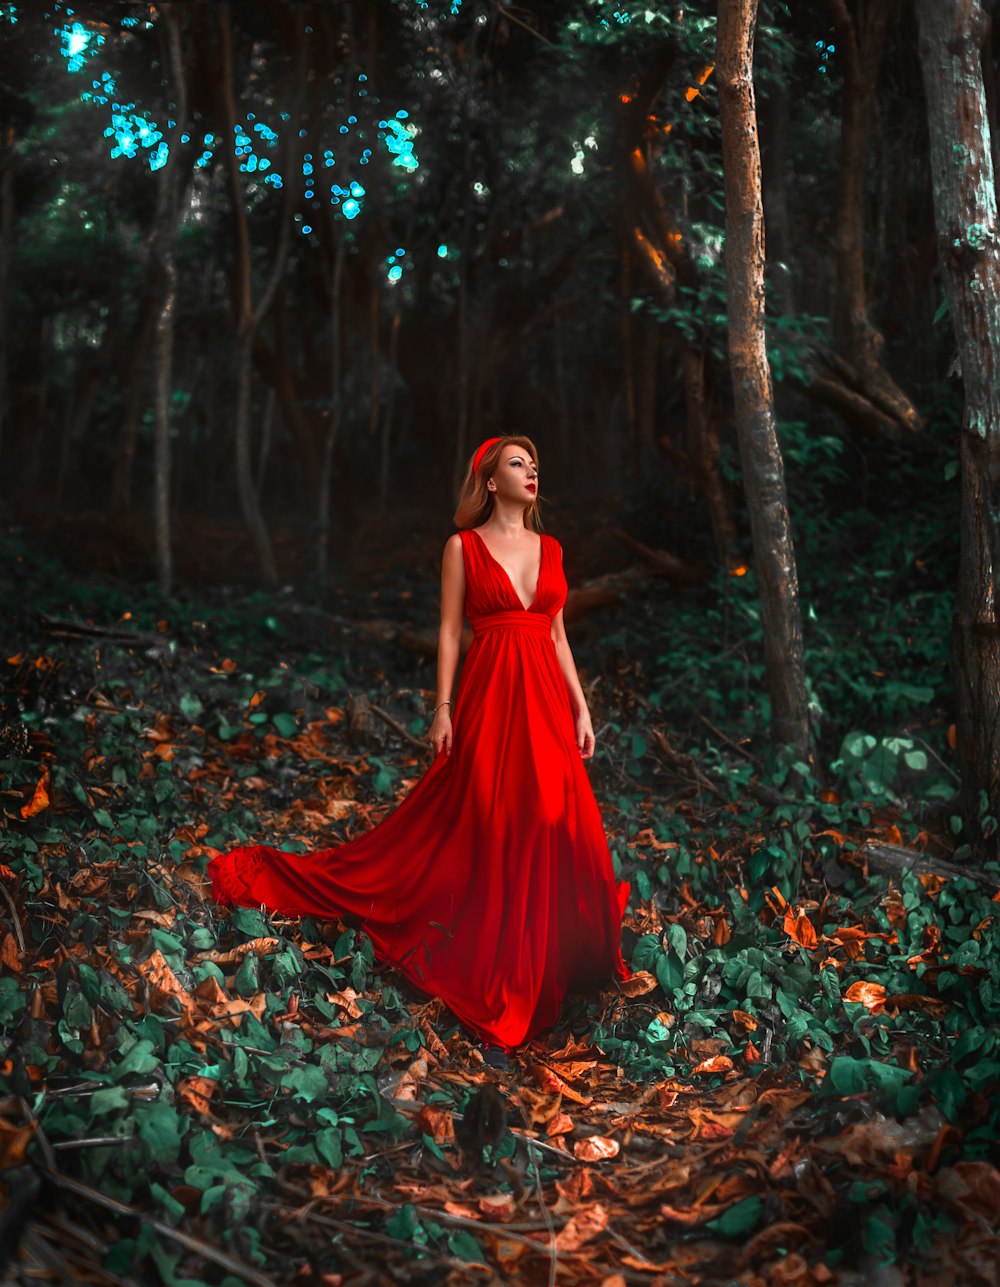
[717,0,810,755]
[378,306,401,515]
[822,0,922,442]
[316,235,345,581]
[110,286,156,516]
[218,2,304,589]
[916,0,1000,858]
[150,4,189,597]
[0,125,13,485]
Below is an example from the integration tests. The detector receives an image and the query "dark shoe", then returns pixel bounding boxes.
[478,1041,510,1070]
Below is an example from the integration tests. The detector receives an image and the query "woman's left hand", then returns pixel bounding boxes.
[575,709,596,760]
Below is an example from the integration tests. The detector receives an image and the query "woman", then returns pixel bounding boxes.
[207,435,630,1070]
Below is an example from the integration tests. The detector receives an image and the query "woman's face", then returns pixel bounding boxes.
[491,445,538,503]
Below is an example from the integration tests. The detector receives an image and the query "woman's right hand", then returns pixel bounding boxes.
[430,708,453,757]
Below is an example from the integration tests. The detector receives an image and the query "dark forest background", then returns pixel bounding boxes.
[0,0,973,582]
[3,2,1000,1283]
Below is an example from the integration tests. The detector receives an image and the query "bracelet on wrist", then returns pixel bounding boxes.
[432,699,452,714]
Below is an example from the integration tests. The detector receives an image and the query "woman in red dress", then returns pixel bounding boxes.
[207,435,630,1069]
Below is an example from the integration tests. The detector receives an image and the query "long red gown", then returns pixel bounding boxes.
[206,526,630,1049]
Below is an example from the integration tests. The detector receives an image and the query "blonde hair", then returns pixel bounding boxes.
[453,435,544,531]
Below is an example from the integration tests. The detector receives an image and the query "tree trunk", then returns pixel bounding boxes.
[0,126,13,485]
[681,345,737,566]
[717,0,810,756]
[378,306,401,515]
[823,0,922,442]
[111,287,156,516]
[316,235,345,581]
[150,4,189,597]
[218,1,304,588]
[916,0,1000,859]
[255,386,276,500]
[233,330,278,582]
[152,248,178,593]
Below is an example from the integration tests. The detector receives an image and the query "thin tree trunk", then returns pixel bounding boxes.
[271,286,321,486]
[368,281,381,442]
[150,4,189,596]
[637,312,659,481]
[152,252,177,593]
[0,126,13,484]
[717,0,809,755]
[824,0,922,441]
[378,307,401,515]
[218,1,304,588]
[255,386,276,500]
[111,289,156,515]
[916,0,1000,859]
[316,236,345,581]
[619,240,638,482]
[682,345,737,566]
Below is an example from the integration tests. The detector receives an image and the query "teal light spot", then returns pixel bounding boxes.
[437,244,448,258]
[302,225,312,234]
[342,199,360,219]
[388,265,402,282]
[60,20,101,72]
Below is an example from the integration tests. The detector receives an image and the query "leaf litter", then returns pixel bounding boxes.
[0,530,998,1285]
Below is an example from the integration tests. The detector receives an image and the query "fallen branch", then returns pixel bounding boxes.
[369,701,431,751]
[39,1168,281,1287]
[36,614,164,647]
[650,729,728,801]
[607,529,706,586]
[861,842,1000,891]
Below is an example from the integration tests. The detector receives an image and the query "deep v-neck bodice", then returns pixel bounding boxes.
[470,528,544,612]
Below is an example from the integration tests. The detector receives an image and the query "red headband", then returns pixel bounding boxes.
[472,436,504,476]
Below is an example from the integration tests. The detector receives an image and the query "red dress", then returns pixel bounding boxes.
[207,527,630,1049]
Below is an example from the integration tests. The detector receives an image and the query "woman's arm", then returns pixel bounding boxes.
[430,533,466,756]
[549,575,597,760]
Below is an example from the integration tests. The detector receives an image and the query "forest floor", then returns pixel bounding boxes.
[1,508,998,1287]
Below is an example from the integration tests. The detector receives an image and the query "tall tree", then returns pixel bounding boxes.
[217,2,305,589]
[717,0,809,755]
[916,0,1000,857]
[150,2,191,596]
[822,0,922,443]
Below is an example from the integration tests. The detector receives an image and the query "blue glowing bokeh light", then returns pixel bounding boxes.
[59,20,103,72]
[54,12,421,225]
